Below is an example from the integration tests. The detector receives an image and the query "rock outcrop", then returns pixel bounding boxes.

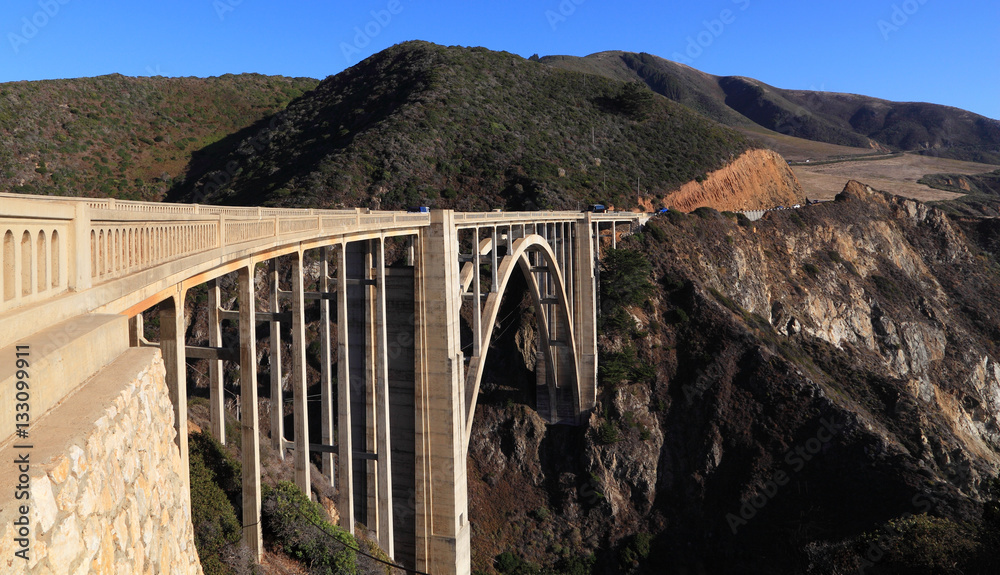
[467,180,1000,574]
[662,148,805,212]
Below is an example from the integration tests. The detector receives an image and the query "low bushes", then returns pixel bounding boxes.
[261,481,358,575]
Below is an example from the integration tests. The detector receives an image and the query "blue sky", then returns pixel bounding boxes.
[1,0,997,120]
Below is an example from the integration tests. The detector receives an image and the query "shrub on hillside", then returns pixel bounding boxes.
[261,481,358,575]
[188,432,243,575]
[599,248,653,317]
[856,514,977,574]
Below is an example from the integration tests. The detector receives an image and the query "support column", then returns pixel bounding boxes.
[238,265,263,559]
[208,279,225,444]
[374,238,395,556]
[535,349,550,422]
[593,222,600,260]
[128,313,143,347]
[319,247,335,485]
[269,259,284,459]
[406,236,415,266]
[573,219,598,414]
[291,249,312,494]
[490,227,498,293]
[159,291,190,513]
[472,228,482,357]
[565,223,573,319]
[612,221,616,249]
[336,244,356,532]
[363,242,378,529]
[414,210,471,575]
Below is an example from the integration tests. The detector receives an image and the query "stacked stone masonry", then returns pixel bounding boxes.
[0,348,203,575]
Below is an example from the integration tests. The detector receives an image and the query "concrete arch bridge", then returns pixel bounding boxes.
[0,193,643,574]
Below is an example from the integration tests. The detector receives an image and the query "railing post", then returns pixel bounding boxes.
[70,202,92,291]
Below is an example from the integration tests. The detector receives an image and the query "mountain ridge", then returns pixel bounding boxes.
[0,73,319,200]
[168,41,780,212]
[542,51,1000,164]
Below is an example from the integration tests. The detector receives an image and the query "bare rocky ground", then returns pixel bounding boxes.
[792,153,998,202]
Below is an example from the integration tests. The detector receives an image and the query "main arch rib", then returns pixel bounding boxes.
[462,234,582,445]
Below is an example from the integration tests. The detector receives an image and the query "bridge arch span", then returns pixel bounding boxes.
[463,234,581,442]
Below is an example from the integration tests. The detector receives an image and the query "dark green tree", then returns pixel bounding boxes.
[600,248,654,315]
[616,82,655,120]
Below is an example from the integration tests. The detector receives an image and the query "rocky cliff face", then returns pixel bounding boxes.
[467,181,1000,574]
[658,148,805,212]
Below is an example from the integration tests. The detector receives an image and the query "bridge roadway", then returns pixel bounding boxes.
[0,192,644,574]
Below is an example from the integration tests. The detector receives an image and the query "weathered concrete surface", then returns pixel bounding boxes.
[0,347,203,575]
[415,211,471,575]
[0,314,129,446]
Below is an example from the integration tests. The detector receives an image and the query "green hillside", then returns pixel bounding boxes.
[544,51,1000,164]
[0,74,318,200]
[169,41,757,211]
[924,169,1000,216]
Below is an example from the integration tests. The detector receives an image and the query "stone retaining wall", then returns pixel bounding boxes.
[0,347,203,574]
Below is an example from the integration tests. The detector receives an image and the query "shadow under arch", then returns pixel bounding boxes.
[462,234,581,446]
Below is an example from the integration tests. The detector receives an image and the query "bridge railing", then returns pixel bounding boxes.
[0,195,75,311]
[1,191,643,317]
[0,193,438,316]
[453,210,644,229]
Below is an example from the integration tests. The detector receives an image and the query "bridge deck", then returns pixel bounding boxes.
[0,192,644,574]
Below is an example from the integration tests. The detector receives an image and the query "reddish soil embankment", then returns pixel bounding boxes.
[660,148,805,212]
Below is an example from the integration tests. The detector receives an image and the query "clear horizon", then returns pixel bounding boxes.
[1,0,997,121]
